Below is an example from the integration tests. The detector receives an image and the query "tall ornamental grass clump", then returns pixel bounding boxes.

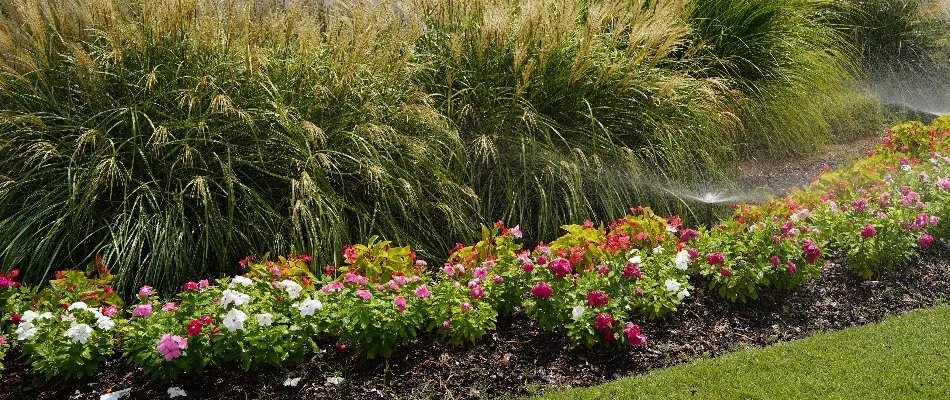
[0,0,477,293]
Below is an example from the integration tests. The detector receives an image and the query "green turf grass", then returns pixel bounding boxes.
[539,304,950,400]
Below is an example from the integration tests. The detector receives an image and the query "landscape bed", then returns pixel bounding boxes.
[0,118,948,399]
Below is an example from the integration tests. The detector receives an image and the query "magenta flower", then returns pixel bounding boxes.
[522,263,535,273]
[919,234,934,249]
[322,282,344,293]
[597,265,609,275]
[492,275,504,283]
[687,248,699,259]
[706,252,725,265]
[593,313,616,341]
[441,320,451,331]
[198,279,209,289]
[460,302,472,311]
[679,229,699,242]
[587,291,609,307]
[414,285,432,299]
[861,224,877,238]
[936,177,950,190]
[156,334,188,361]
[623,323,647,346]
[472,267,488,280]
[182,281,199,292]
[0,277,10,289]
[720,267,732,277]
[443,265,456,276]
[138,286,154,297]
[470,286,484,300]
[786,260,797,274]
[769,255,781,269]
[850,198,867,213]
[356,289,372,300]
[511,225,523,238]
[394,296,407,313]
[801,240,822,265]
[132,304,152,318]
[531,282,553,299]
[547,258,572,279]
[622,261,642,280]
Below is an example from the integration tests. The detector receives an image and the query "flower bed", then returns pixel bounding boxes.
[1,118,949,382]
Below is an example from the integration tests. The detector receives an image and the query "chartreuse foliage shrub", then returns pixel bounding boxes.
[0,0,873,293]
[2,118,950,379]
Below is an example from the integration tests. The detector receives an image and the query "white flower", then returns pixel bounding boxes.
[15,321,37,341]
[100,388,132,400]
[283,377,302,387]
[652,246,664,254]
[221,308,248,332]
[571,305,585,320]
[665,224,678,234]
[256,313,273,326]
[675,250,690,271]
[97,315,115,331]
[627,255,642,265]
[220,289,250,308]
[327,376,345,385]
[901,164,912,172]
[790,208,810,222]
[167,387,187,398]
[65,322,94,344]
[298,298,323,317]
[664,279,681,293]
[21,310,52,323]
[230,275,254,288]
[279,280,303,300]
[677,288,691,301]
[67,301,90,311]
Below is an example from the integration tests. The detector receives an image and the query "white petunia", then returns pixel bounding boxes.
[97,315,115,331]
[664,279,681,293]
[279,280,303,300]
[326,376,345,385]
[298,298,323,317]
[652,246,664,254]
[901,164,912,172]
[221,308,248,332]
[665,224,678,234]
[15,321,37,341]
[100,388,132,400]
[283,377,302,387]
[256,313,273,326]
[220,289,250,308]
[167,387,187,398]
[571,305,585,320]
[230,275,254,288]
[65,322,94,344]
[628,255,642,265]
[789,208,811,222]
[67,301,90,311]
[675,250,690,271]
[677,288,691,301]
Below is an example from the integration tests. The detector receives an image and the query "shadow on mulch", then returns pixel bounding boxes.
[3,243,949,400]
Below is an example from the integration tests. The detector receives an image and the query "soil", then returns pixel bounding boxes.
[2,244,949,400]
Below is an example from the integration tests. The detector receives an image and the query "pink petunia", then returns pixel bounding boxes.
[531,282,553,299]
[156,334,188,361]
[414,285,432,299]
[132,304,152,318]
[394,296,407,313]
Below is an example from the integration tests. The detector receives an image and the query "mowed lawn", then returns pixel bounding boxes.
[540,304,950,400]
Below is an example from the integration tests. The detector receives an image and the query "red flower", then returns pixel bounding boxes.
[679,229,699,243]
[587,291,609,307]
[531,282,553,299]
[199,316,213,326]
[298,254,313,263]
[186,319,203,336]
[238,256,253,269]
[919,234,934,249]
[183,281,198,291]
[594,313,616,341]
[9,312,21,325]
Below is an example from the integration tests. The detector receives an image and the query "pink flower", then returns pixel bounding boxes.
[532,282,553,299]
[687,248,699,259]
[156,334,188,361]
[936,177,950,190]
[622,261,642,280]
[511,225,523,238]
[919,234,934,249]
[623,323,646,346]
[138,286,154,297]
[492,275,504,283]
[441,320,451,331]
[802,240,822,265]
[0,337,6,345]
[132,304,152,318]
[593,313,615,341]
[443,265,456,276]
[472,267,488,280]
[679,229,699,242]
[414,285,432,299]
[394,296,407,313]
[851,198,867,213]
[635,287,644,296]
[770,255,781,269]
[597,265,609,275]
[270,266,281,276]
[183,281,198,292]
[547,258,572,279]
[786,260,797,274]
[720,267,732,277]
[356,290,372,300]
[102,305,118,317]
[706,252,725,265]
[460,302,472,311]
[0,277,11,289]
[321,282,344,293]
[162,302,178,312]
[415,259,428,267]
[198,280,209,289]
[470,286,484,299]
[861,224,877,238]
[587,291,609,307]
[522,263,535,273]
[344,272,368,286]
